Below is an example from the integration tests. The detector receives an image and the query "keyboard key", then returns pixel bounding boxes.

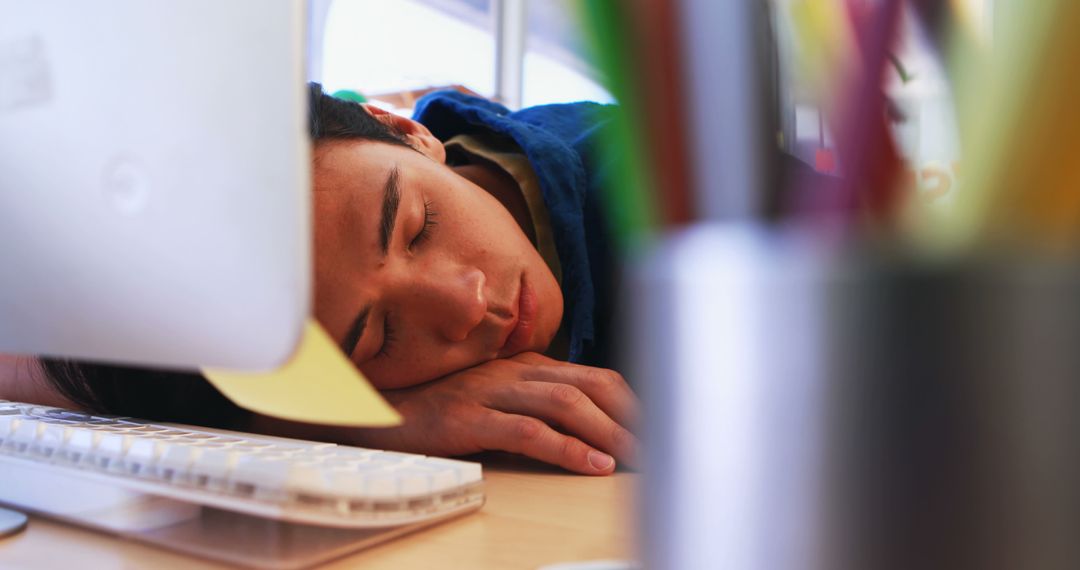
[159,444,203,481]
[36,422,70,455]
[179,433,219,442]
[189,448,239,490]
[422,459,484,485]
[231,456,292,493]
[367,451,421,464]
[43,409,94,422]
[64,427,99,458]
[9,420,40,452]
[0,416,20,443]
[97,432,132,470]
[396,467,434,496]
[414,461,463,492]
[329,470,373,498]
[289,464,334,496]
[127,437,166,474]
[364,473,399,499]
[128,425,169,433]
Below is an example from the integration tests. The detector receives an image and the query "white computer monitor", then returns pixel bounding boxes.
[0,0,310,371]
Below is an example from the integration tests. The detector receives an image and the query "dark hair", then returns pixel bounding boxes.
[306,82,412,146]
[38,359,252,428]
[39,83,410,426]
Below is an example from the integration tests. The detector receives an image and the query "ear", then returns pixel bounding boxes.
[361,104,446,164]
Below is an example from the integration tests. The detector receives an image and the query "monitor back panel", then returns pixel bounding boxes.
[0,0,310,371]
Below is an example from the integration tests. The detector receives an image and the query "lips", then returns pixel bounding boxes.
[498,274,537,357]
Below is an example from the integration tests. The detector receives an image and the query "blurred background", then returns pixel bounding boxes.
[311,0,612,112]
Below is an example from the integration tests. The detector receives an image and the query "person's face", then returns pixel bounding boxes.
[313,139,563,389]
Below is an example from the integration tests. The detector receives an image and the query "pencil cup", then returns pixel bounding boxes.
[627,223,1080,570]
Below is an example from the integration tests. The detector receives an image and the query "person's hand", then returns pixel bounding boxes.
[346,352,639,475]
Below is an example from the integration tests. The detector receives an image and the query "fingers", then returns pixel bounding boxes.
[516,358,641,431]
[491,381,639,468]
[573,367,641,430]
[474,412,616,476]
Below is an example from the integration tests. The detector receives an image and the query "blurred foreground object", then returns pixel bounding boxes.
[588,0,1080,568]
[0,0,310,371]
[630,224,1080,570]
[945,0,1080,252]
[0,0,396,425]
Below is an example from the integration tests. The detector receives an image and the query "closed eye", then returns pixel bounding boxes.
[409,199,437,249]
[376,315,398,359]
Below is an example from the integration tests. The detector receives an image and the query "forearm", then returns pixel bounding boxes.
[244,353,639,475]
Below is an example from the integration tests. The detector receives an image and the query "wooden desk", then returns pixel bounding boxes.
[0,454,638,569]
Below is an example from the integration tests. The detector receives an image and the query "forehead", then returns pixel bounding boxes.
[313,140,409,195]
[310,142,398,257]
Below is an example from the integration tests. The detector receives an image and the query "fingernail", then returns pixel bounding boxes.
[588,451,614,471]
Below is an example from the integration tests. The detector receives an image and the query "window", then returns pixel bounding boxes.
[522,0,613,107]
[315,0,611,111]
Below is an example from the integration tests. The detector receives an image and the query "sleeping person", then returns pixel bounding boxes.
[0,84,637,476]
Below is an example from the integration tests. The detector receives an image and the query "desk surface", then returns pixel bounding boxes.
[0,454,637,569]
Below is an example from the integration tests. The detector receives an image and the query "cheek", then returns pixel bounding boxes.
[435,184,526,248]
[359,361,424,390]
[358,323,447,388]
[359,343,473,389]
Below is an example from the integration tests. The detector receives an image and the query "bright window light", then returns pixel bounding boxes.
[320,0,612,108]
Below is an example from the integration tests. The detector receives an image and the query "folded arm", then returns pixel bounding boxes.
[254,352,640,476]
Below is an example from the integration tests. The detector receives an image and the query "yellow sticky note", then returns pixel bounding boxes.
[203,320,402,427]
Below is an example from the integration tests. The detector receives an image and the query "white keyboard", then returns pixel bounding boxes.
[0,400,484,529]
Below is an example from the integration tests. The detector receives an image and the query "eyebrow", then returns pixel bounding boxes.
[341,303,372,358]
[379,166,401,257]
[342,166,401,358]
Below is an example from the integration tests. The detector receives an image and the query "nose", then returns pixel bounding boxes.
[409,264,487,342]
